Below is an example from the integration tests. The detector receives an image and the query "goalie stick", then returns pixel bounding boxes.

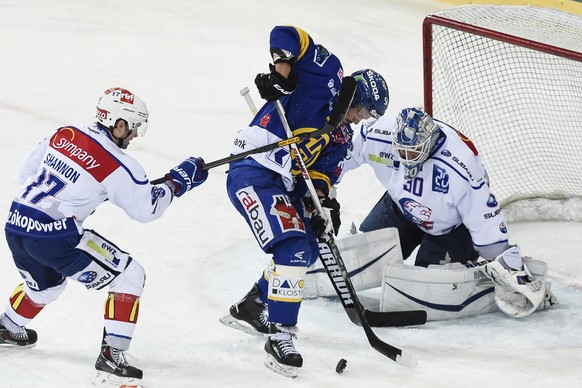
[149,77,356,185]
[273,98,417,368]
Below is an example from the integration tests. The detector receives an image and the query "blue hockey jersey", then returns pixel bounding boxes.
[231,26,350,193]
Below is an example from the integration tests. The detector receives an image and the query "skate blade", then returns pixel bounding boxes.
[218,314,266,337]
[94,370,144,388]
[0,342,37,349]
[264,354,299,378]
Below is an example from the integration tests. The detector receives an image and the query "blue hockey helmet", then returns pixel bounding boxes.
[350,69,389,119]
[392,108,441,179]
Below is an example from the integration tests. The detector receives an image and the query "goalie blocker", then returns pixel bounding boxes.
[304,228,558,320]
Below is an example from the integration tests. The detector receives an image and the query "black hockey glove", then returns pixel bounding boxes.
[254,64,298,101]
[309,196,341,238]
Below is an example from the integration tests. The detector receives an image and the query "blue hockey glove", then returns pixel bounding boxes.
[255,64,298,101]
[166,157,208,197]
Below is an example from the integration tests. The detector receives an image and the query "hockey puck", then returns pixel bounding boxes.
[336,358,347,374]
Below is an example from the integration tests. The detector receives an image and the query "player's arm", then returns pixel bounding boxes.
[453,158,509,259]
[16,135,51,184]
[104,156,207,223]
[104,160,173,223]
[255,26,311,101]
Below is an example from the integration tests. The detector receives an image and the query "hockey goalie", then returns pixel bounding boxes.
[304,108,559,320]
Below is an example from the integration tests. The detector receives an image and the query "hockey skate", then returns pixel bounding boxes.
[219,283,272,336]
[0,323,37,348]
[264,325,303,378]
[95,344,143,387]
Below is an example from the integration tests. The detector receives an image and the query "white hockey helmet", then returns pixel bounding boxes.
[392,108,441,179]
[96,87,149,136]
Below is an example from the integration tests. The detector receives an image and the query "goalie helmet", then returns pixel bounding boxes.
[350,69,389,119]
[96,87,149,136]
[392,108,441,179]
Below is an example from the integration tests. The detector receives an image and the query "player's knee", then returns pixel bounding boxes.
[108,259,145,297]
[25,281,67,305]
[271,237,312,267]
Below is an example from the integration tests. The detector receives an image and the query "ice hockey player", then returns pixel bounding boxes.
[332,107,556,319]
[0,87,208,386]
[220,25,388,377]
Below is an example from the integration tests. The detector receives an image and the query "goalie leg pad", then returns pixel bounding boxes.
[380,262,497,321]
[304,227,403,297]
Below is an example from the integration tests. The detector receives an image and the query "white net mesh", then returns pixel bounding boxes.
[426,5,582,206]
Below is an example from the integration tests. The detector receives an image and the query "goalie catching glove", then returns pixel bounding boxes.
[255,64,298,101]
[482,245,546,318]
[308,195,341,238]
[165,157,208,197]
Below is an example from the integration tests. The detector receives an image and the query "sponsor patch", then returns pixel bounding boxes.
[78,271,97,284]
[369,152,399,168]
[18,270,39,291]
[236,187,274,247]
[268,275,304,303]
[314,44,331,67]
[73,261,115,290]
[487,194,498,207]
[432,165,449,194]
[484,208,502,219]
[49,127,119,182]
[259,114,271,128]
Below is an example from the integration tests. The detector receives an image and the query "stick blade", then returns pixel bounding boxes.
[328,76,356,127]
[365,309,427,327]
[395,350,418,368]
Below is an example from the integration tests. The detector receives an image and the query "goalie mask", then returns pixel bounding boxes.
[351,69,389,119]
[392,108,441,179]
[96,87,149,137]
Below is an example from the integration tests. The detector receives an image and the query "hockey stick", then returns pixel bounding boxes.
[240,87,258,115]
[149,79,356,185]
[274,97,417,368]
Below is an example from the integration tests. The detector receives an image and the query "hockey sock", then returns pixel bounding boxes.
[103,292,140,350]
[3,284,45,328]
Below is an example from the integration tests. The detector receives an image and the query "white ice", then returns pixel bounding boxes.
[0,0,581,387]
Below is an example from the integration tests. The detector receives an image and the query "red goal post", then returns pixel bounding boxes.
[423,5,582,206]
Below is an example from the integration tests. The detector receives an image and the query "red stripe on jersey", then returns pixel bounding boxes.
[49,127,119,182]
[454,129,479,156]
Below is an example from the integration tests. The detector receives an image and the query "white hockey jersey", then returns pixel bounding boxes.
[343,115,509,253]
[5,124,173,238]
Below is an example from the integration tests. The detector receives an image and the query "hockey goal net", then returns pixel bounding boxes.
[423,5,582,208]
